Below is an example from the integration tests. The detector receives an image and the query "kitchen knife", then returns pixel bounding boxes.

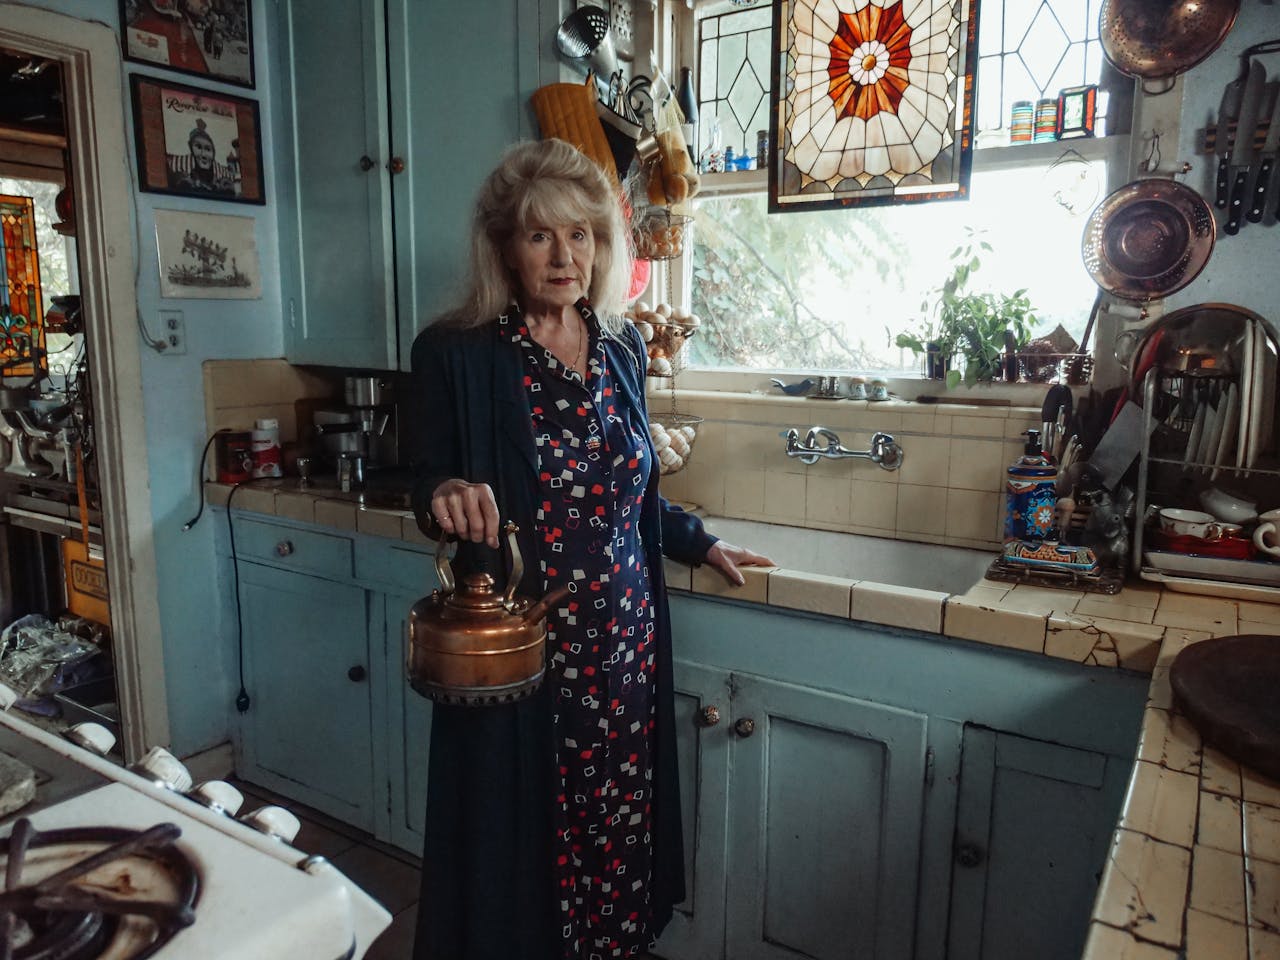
[1249,83,1280,222]
[1216,67,1247,209]
[1225,61,1267,236]
[1252,83,1280,222]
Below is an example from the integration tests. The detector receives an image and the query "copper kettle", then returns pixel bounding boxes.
[407,522,570,706]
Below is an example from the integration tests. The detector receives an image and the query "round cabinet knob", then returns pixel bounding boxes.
[348,665,367,682]
[64,722,117,756]
[955,843,986,868]
[275,540,295,557]
[699,705,721,727]
[734,717,756,738]
[129,746,194,793]
[189,780,245,817]
[358,155,375,172]
[241,804,302,844]
[388,156,406,175]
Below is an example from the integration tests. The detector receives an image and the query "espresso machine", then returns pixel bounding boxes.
[311,375,399,489]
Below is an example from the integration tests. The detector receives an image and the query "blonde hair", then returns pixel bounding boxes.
[435,139,631,335]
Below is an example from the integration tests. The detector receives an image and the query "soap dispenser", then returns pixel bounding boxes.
[1004,429,1059,542]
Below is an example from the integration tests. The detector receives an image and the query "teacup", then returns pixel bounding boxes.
[868,378,890,401]
[1254,508,1280,558]
[1158,508,1231,541]
[847,377,868,400]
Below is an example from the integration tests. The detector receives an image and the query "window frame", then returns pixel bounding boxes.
[651,0,1183,397]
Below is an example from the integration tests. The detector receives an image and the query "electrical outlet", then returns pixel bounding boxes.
[160,310,186,354]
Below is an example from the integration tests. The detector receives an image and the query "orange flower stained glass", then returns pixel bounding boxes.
[770,0,979,213]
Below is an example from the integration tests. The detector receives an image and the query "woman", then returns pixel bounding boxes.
[407,138,771,960]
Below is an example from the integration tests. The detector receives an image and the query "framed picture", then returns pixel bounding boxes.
[130,75,265,204]
[154,209,262,298]
[120,0,255,89]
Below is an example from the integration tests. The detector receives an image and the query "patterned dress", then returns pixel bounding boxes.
[502,303,658,960]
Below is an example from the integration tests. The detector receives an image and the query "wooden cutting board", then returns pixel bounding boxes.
[0,751,36,818]
[1170,635,1280,781]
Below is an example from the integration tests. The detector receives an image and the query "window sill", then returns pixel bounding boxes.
[694,133,1131,198]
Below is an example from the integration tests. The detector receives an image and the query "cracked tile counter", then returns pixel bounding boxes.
[210,481,1280,957]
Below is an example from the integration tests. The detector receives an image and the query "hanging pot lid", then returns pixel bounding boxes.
[1082,178,1215,302]
[1099,0,1240,81]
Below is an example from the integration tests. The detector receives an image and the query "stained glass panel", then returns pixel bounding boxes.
[697,5,775,158]
[0,195,45,382]
[769,0,980,212]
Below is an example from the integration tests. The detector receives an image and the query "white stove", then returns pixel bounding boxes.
[0,709,391,959]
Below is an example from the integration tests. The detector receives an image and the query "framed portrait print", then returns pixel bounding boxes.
[120,0,255,89]
[154,209,262,298]
[130,75,265,204]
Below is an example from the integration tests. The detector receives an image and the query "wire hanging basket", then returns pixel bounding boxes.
[649,413,703,476]
[633,209,692,261]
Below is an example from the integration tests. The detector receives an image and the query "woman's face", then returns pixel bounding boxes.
[505,220,595,315]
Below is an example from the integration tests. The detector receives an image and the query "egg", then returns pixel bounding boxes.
[635,320,654,341]
[650,429,671,452]
[635,302,651,315]
[680,425,697,442]
[649,356,673,376]
[668,432,690,457]
[659,445,680,467]
[655,303,672,317]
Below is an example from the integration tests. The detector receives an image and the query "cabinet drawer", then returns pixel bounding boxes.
[356,540,436,596]
[233,517,353,581]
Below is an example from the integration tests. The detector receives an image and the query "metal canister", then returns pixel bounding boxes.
[1004,430,1059,541]
[1010,100,1034,143]
[1033,98,1058,142]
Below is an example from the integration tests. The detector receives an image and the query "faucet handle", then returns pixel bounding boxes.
[806,426,842,450]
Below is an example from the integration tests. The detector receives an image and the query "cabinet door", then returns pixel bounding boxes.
[383,588,434,854]
[725,674,929,960]
[386,0,548,364]
[237,563,375,830]
[948,727,1131,960]
[276,0,397,368]
[654,661,732,960]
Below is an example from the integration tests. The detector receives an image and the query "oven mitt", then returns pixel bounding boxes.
[531,78,619,186]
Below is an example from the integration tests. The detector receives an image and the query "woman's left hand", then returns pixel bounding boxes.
[703,540,775,587]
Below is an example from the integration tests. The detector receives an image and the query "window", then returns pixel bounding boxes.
[676,0,1132,376]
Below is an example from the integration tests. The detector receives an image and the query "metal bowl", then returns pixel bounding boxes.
[1099,0,1240,80]
[1082,179,1215,301]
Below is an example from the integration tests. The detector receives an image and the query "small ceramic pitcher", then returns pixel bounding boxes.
[1254,508,1280,558]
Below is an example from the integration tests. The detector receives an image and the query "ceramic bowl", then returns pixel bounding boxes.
[1199,487,1258,524]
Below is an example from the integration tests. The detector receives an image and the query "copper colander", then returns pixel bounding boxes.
[1099,0,1241,80]
[1082,179,1215,301]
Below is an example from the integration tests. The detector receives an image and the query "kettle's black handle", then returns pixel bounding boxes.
[433,521,521,604]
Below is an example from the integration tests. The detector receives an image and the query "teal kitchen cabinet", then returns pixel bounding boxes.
[273,0,557,369]
[660,662,929,960]
[945,726,1133,960]
[381,586,434,853]
[236,560,376,830]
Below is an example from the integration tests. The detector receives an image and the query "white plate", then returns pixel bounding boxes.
[1184,386,1206,463]
[1211,381,1237,480]
[1248,319,1273,467]
[1198,382,1225,469]
[1145,549,1280,586]
[1260,325,1277,460]
[1238,318,1254,468]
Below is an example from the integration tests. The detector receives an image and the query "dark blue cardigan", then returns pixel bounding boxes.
[406,316,716,960]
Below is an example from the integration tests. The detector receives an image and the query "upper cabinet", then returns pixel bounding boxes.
[274,0,562,370]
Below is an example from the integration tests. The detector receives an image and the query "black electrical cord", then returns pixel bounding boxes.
[225,481,251,714]
[181,429,229,531]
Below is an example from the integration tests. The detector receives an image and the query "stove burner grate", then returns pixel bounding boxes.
[0,820,199,960]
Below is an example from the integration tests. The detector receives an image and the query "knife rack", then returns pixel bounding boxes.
[1200,120,1274,155]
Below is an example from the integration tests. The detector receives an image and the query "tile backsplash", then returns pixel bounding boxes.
[652,390,1041,550]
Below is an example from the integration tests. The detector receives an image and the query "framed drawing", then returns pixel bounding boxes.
[130,75,265,204]
[120,0,255,89]
[154,209,262,298]
[768,0,979,213]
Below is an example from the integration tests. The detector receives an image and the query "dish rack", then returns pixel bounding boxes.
[1132,314,1280,600]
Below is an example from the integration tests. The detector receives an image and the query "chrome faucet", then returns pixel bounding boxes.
[782,426,904,470]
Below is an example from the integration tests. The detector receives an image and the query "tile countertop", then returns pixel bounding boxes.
[208,480,1280,958]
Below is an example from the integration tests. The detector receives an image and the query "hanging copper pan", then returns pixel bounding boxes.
[1082,178,1216,302]
[1099,0,1240,81]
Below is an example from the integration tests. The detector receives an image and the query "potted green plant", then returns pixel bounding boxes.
[893,232,1039,388]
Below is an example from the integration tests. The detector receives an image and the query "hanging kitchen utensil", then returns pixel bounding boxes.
[1082,178,1215,301]
[1099,0,1241,85]
[407,522,570,706]
[555,5,618,93]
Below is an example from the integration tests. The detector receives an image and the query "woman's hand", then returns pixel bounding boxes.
[431,479,500,548]
[703,540,775,587]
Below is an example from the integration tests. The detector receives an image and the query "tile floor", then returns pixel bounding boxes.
[230,780,421,959]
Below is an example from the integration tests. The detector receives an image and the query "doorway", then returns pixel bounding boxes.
[0,5,169,760]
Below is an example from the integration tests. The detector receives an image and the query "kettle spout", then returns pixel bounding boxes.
[520,583,573,625]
